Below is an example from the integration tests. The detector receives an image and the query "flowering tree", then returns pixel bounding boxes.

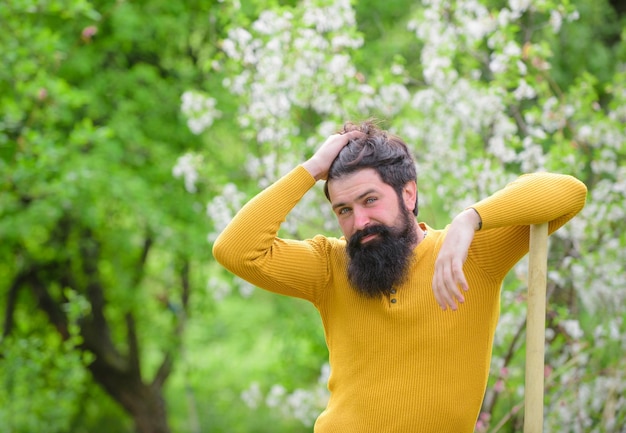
[190,0,626,431]
[0,1,221,431]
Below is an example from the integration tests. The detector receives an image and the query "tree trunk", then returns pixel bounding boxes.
[89,357,171,433]
[16,224,179,433]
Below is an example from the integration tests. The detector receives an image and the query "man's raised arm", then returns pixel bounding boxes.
[433,173,587,311]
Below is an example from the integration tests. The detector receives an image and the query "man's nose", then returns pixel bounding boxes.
[353,207,370,231]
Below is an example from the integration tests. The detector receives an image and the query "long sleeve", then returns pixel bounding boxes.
[468,172,587,279]
[212,165,337,303]
[473,172,587,231]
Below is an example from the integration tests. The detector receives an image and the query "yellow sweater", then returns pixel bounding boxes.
[212,166,587,433]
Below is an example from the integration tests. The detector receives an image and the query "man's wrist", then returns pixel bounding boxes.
[458,208,482,231]
[470,207,482,231]
[301,159,325,181]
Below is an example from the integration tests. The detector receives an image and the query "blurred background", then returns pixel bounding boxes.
[1,0,625,432]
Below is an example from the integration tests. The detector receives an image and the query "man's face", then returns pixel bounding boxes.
[327,168,416,241]
[327,168,418,297]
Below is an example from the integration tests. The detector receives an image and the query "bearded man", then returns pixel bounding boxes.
[212,121,587,433]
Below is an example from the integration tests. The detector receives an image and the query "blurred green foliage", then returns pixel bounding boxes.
[1,0,625,432]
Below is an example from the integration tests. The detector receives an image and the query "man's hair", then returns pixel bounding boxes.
[324,120,419,216]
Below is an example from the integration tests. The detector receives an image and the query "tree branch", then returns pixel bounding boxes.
[3,270,26,338]
[28,265,70,339]
[126,312,141,378]
[152,256,191,389]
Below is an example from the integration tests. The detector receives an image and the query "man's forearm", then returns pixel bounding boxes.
[212,166,316,275]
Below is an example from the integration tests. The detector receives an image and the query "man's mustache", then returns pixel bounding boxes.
[349,224,390,247]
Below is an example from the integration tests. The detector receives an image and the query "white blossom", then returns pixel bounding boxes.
[561,320,584,340]
[549,10,563,33]
[508,0,531,17]
[302,0,355,32]
[206,183,246,242]
[180,91,222,134]
[503,41,522,57]
[172,152,202,193]
[489,54,508,74]
[266,384,287,408]
[241,382,263,409]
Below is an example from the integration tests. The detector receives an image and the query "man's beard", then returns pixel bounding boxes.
[346,205,418,298]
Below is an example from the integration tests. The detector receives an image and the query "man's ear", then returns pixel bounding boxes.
[402,181,417,213]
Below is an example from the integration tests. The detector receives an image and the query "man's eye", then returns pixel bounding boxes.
[339,207,351,215]
[365,197,377,204]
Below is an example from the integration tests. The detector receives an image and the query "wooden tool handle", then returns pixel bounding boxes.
[524,222,549,433]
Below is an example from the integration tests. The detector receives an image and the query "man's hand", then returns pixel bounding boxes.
[433,208,482,311]
[302,131,365,181]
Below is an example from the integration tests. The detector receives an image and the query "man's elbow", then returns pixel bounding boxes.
[212,233,231,270]
[569,175,588,213]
